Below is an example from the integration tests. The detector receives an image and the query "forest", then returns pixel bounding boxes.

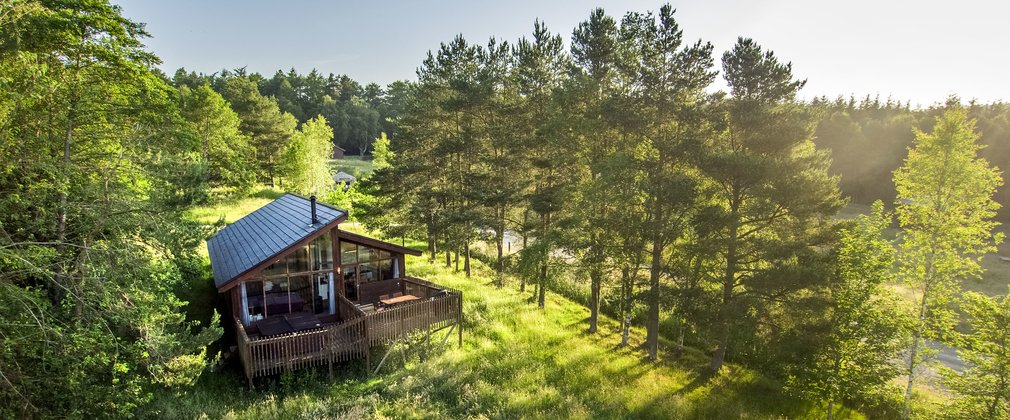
[1,1,1008,419]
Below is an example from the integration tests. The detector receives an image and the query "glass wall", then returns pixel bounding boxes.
[242,231,334,324]
[339,241,399,302]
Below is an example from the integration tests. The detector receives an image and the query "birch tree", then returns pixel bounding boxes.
[894,107,1004,418]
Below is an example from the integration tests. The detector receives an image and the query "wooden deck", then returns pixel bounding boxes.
[234,277,462,385]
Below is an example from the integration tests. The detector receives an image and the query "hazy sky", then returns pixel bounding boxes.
[117,0,1009,107]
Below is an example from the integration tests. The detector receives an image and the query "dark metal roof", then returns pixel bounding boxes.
[207,194,345,289]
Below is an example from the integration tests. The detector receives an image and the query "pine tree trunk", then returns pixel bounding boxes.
[454,249,459,272]
[620,265,631,347]
[538,259,547,309]
[495,219,504,288]
[710,203,739,373]
[827,401,834,420]
[428,235,437,263]
[537,212,548,309]
[589,264,601,334]
[520,210,529,292]
[647,239,662,361]
[675,317,685,358]
[445,244,451,268]
[464,242,471,277]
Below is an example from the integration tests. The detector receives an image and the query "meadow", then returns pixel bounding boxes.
[149,255,875,419]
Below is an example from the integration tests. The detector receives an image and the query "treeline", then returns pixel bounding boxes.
[814,96,1010,221]
[172,67,407,157]
[363,6,1009,419]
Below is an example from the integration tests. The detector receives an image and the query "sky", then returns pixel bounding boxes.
[117,0,1010,107]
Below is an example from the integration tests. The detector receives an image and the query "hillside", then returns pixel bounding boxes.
[147,257,861,419]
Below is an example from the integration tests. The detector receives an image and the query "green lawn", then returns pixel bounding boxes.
[185,188,286,225]
[330,156,375,179]
[150,257,862,419]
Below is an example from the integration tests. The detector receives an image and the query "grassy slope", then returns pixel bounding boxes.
[153,194,869,419]
[152,258,856,419]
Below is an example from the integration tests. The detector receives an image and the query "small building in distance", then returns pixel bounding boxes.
[333,171,356,191]
[332,144,346,159]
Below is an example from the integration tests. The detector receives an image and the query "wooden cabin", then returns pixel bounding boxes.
[332,144,345,159]
[207,194,461,385]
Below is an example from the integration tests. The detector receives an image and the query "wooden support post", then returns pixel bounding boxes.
[373,341,399,375]
[439,324,456,349]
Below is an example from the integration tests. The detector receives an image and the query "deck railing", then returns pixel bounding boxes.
[368,277,462,346]
[234,315,368,382]
[234,277,462,385]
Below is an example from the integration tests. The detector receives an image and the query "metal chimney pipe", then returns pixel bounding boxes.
[310,195,318,224]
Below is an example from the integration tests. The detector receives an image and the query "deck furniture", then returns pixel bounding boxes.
[379,294,420,307]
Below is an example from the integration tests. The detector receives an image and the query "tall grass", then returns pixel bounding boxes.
[146,256,864,419]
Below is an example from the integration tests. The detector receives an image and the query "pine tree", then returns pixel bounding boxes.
[567,7,620,333]
[513,20,572,308]
[219,76,297,185]
[177,83,256,195]
[622,6,717,360]
[702,38,843,372]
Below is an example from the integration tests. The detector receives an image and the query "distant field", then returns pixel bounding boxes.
[184,187,284,225]
[329,156,375,179]
[836,202,1009,298]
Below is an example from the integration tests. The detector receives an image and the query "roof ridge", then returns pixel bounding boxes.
[283,192,348,214]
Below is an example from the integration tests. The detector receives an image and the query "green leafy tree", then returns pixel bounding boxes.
[786,202,905,420]
[0,1,221,417]
[894,107,1004,417]
[372,132,393,170]
[177,83,256,195]
[279,115,336,195]
[942,290,1010,419]
[219,76,297,184]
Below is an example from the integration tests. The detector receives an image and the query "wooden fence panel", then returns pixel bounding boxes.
[234,278,462,383]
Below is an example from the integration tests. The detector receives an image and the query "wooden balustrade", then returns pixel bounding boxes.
[234,277,462,386]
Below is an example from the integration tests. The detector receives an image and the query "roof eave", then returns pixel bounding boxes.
[215,213,347,293]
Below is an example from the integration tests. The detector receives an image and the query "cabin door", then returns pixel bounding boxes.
[343,265,359,302]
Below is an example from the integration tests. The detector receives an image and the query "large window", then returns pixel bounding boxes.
[340,241,399,302]
[242,232,334,324]
[340,242,397,283]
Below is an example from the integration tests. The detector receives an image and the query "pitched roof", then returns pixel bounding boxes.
[333,171,356,182]
[207,194,346,289]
